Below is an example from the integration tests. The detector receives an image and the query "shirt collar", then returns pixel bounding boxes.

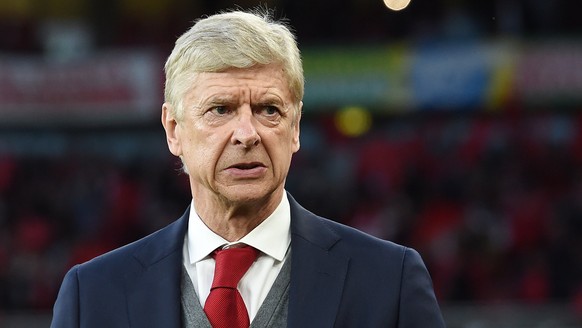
[186,192,291,264]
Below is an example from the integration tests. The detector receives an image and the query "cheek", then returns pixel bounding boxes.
[187,131,229,171]
[267,132,296,168]
[187,140,213,165]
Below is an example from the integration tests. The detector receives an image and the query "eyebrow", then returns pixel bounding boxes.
[196,95,237,108]
[195,93,288,109]
[255,94,286,106]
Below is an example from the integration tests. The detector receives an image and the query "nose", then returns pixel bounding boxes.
[230,108,261,148]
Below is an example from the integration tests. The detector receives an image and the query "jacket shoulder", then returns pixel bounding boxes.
[75,213,188,277]
[313,212,408,255]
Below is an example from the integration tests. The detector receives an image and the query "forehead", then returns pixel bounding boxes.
[186,64,293,104]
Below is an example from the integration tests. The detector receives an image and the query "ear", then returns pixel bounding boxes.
[161,103,183,157]
[292,101,302,153]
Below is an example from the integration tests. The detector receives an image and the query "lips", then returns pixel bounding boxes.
[228,162,265,170]
[223,162,267,179]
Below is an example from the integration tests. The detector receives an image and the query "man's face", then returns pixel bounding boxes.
[162,64,301,206]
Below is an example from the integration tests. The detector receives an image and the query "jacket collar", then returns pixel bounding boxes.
[126,208,190,328]
[124,193,350,328]
[288,193,349,328]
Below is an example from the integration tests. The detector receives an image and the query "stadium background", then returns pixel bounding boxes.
[1,0,582,326]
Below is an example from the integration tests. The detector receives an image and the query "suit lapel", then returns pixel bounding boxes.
[119,197,349,327]
[287,195,349,328]
[125,209,190,328]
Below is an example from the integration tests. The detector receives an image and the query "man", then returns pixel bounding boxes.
[51,9,446,328]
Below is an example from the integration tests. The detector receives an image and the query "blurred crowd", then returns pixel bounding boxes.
[1,0,581,56]
[1,109,582,314]
[292,109,582,308]
[0,133,190,310]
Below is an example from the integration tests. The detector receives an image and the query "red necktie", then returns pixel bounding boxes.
[204,246,258,328]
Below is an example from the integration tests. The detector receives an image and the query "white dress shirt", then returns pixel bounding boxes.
[182,192,291,321]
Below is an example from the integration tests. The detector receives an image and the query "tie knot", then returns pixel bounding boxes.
[211,246,258,289]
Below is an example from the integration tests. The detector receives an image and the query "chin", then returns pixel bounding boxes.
[220,185,279,204]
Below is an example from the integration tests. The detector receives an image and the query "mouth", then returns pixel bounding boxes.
[224,162,267,179]
[228,162,265,170]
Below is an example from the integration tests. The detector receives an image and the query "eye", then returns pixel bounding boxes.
[259,105,281,117]
[265,106,279,115]
[210,106,230,115]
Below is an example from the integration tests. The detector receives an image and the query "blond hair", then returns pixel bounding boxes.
[163,9,304,120]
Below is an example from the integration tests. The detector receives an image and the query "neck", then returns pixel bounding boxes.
[193,189,284,242]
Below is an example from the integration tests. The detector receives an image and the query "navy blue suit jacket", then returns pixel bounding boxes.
[51,194,445,327]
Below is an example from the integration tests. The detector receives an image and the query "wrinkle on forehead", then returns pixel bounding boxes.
[185,65,293,110]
